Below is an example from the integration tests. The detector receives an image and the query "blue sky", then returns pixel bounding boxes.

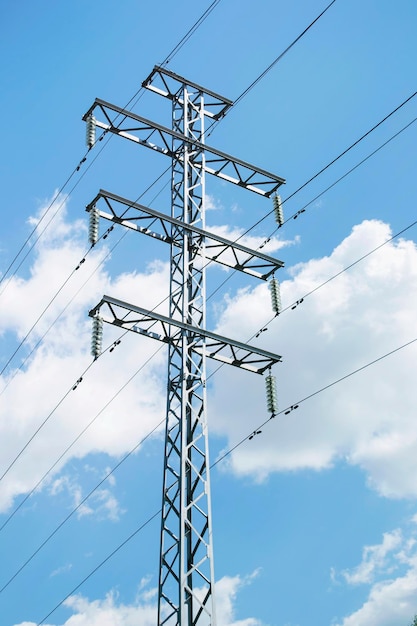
[1,1,417,625]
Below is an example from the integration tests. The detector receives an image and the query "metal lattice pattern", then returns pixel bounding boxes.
[158,84,214,626]
[86,189,284,279]
[85,69,285,626]
[83,99,285,197]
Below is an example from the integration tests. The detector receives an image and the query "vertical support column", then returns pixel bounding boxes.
[158,83,216,625]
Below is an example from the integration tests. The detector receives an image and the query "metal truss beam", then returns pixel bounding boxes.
[82,99,286,197]
[85,68,284,626]
[89,295,282,374]
[87,189,284,279]
[142,66,233,120]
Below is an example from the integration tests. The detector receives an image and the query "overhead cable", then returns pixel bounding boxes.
[32,332,417,626]
[0,0,223,292]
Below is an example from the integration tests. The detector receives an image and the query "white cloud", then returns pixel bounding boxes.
[207,222,297,257]
[333,519,417,626]
[205,193,223,211]
[12,573,263,626]
[0,196,167,513]
[216,570,263,626]
[50,563,72,578]
[341,530,403,585]
[209,219,417,497]
[48,474,124,521]
[2,198,417,519]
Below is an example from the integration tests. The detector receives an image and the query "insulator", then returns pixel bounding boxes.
[86,114,96,149]
[88,206,99,246]
[269,277,282,314]
[265,374,278,415]
[91,316,103,359]
[273,194,284,227]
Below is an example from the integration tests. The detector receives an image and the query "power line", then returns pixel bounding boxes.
[0,0,223,293]
[0,162,172,376]
[0,0,352,367]
[2,97,414,517]
[37,510,161,626]
[0,347,165,535]
[0,361,92,484]
[160,0,223,66]
[0,410,164,595]
[0,3,412,596]
[212,336,417,466]
[3,209,416,590]
[206,114,417,302]
[233,0,337,107]
[32,332,417,626]
[2,104,415,501]
[234,93,417,241]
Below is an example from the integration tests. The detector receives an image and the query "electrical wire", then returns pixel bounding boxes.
[2,101,415,506]
[0,162,172,377]
[232,93,417,244]
[212,335,417,465]
[32,332,417,626]
[0,0,223,294]
[0,408,165,594]
[0,363,92,484]
[234,0,337,108]
[2,207,416,591]
[162,0,223,66]
[37,510,161,626]
[2,87,414,517]
[0,155,89,290]
[1,0,415,607]
[0,0,359,369]
[0,227,128,396]
[203,114,417,303]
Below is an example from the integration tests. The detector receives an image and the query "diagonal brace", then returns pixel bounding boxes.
[89,295,281,374]
[82,99,285,197]
[87,189,284,279]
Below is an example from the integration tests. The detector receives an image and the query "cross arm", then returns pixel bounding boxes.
[90,295,282,374]
[82,99,285,196]
[87,189,284,279]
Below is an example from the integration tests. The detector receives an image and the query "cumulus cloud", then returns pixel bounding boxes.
[205,193,223,211]
[12,572,262,626]
[209,219,417,497]
[0,195,168,513]
[334,518,417,625]
[2,199,417,517]
[48,473,125,521]
[341,530,403,585]
[0,191,296,514]
[207,222,297,257]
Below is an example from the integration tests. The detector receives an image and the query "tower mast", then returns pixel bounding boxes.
[159,76,214,626]
[85,66,285,626]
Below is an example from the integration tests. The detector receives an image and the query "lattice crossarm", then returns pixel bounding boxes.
[83,100,285,196]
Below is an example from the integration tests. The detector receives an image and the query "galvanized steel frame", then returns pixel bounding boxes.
[89,296,282,375]
[84,68,285,626]
[86,189,284,280]
[82,99,285,197]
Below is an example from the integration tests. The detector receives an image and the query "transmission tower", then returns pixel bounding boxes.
[84,66,285,626]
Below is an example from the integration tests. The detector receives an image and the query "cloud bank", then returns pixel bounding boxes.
[334,517,417,625]
[13,572,262,626]
[210,219,417,498]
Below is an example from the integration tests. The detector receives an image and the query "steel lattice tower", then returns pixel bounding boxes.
[159,77,214,626]
[85,66,285,626]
